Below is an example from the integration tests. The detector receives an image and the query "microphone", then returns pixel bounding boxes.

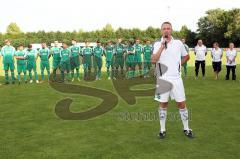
[164,35,168,49]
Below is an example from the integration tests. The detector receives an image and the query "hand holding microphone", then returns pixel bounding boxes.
[161,35,168,49]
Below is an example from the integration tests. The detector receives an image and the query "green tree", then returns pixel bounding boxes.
[6,22,22,35]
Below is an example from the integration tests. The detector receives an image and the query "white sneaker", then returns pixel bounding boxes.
[36,80,39,84]
[154,94,161,102]
[30,80,33,83]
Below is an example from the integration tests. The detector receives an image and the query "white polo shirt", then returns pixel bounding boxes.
[226,49,237,66]
[211,48,223,62]
[194,45,207,61]
[153,37,188,79]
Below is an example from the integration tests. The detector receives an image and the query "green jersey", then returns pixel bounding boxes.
[143,45,153,61]
[51,47,62,61]
[26,49,38,62]
[82,47,92,56]
[134,44,143,57]
[126,46,135,62]
[93,46,104,58]
[1,45,16,63]
[115,43,125,58]
[104,45,114,61]
[70,45,81,57]
[15,50,27,65]
[60,49,71,62]
[39,48,50,61]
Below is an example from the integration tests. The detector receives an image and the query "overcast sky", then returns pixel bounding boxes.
[0,0,239,33]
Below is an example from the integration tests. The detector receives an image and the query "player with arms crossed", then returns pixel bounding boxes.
[60,42,72,82]
[51,41,62,82]
[151,22,193,139]
[70,39,81,81]
[39,43,51,82]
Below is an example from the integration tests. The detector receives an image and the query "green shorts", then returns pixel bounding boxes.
[134,56,142,67]
[17,64,27,73]
[83,57,92,69]
[144,61,152,68]
[70,56,80,69]
[114,57,124,68]
[3,62,15,71]
[183,62,188,67]
[53,60,61,70]
[41,61,50,71]
[27,61,37,71]
[126,62,135,68]
[93,57,102,68]
[60,61,71,72]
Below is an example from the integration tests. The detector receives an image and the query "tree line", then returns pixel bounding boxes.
[0,8,239,48]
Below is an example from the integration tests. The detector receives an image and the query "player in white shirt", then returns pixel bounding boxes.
[225,43,237,80]
[194,40,207,79]
[211,42,223,80]
[151,22,193,139]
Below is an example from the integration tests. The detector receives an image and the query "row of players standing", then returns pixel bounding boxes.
[0,38,153,84]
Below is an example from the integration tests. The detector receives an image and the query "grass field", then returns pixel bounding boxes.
[0,52,240,159]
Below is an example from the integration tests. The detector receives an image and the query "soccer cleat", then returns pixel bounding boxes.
[108,77,111,80]
[72,78,74,82]
[25,81,27,84]
[5,81,9,85]
[77,78,81,81]
[12,81,15,84]
[158,131,166,139]
[18,81,21,85]
[183,129,194,139]
[36,80,39,84]
[30,80,33,83]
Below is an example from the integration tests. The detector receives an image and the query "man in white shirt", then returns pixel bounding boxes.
[225,43,237,80]
[151,22,193,139]
[211,42,223,80]
[194,40,207,79]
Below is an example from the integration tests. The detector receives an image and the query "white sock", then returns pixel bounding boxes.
[158,108,167,132]
[179,108,190,131]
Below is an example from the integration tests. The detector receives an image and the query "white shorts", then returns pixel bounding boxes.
[154,78,186,103]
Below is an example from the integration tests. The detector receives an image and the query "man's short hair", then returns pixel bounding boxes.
[4,39,10,43]
[161,21,172,28]
[28,44,32,48]
[213,42,219,46]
